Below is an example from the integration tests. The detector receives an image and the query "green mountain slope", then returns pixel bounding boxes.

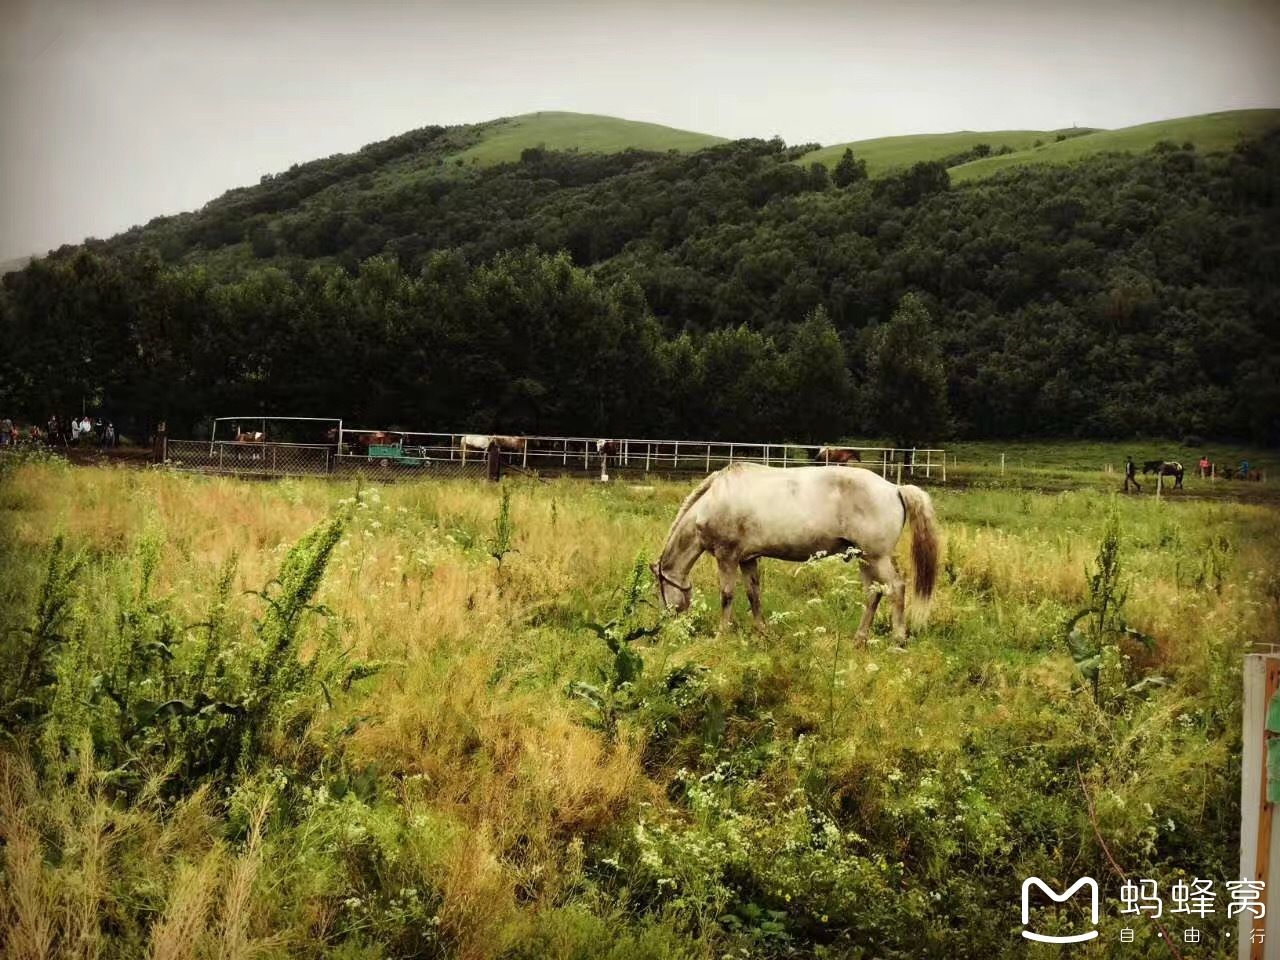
[450,111,727,165]
[949,108,1280,181]
[797,109,1280,181]
[798,128,1069,176]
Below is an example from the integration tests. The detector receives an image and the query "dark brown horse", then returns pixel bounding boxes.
[1142,460,1184,489]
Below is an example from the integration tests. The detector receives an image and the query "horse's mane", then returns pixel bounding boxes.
[661,463,762,553]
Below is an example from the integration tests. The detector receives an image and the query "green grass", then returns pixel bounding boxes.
[950,108,1280,182]
[2,457,1277,957]
[796,109,1280,182]
[797,128,1067,176]
[448,111,728,166]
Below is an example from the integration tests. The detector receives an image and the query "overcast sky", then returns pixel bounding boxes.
[2,0,1278,262]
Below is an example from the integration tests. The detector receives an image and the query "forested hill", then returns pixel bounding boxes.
[2,112,1278,444]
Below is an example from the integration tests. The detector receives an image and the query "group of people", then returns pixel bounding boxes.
[0,414,119,449]
[50,414,118,448]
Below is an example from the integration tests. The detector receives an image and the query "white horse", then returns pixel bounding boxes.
[653,463,940,642]
[460,434,527,455]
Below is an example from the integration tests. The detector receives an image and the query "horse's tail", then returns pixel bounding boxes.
[899,484,940,614]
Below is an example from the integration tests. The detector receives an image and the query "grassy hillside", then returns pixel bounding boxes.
[951,108,1280,181]
[449,111,727,166]
[797,109,1280,181]
[798,128,1067,176]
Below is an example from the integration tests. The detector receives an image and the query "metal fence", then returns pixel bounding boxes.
[162,434,947,484]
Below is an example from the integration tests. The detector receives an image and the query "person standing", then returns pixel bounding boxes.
[105,422,116,448]
[1198,454,1210,478]
[0,416,11,448]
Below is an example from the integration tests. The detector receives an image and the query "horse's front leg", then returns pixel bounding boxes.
[740,558,763,630]
[716,554,739,633]
[854,559,883,646]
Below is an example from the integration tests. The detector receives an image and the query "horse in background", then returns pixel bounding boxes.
[653,463,940,642]
[813,446,862,465]
[461,434,526,455]
[232,425,266,443]
[1142,460,1184,489]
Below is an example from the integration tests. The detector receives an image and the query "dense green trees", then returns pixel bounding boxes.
[3,128,1278,443]
[865,294,950,447]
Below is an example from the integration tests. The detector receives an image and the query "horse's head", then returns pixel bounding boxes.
[651,561,691,612]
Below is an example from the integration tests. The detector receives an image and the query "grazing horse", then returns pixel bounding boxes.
[813,446,862,465]
[653,463,940,642]
[233,425,265,443]
[1141,460,1164,475]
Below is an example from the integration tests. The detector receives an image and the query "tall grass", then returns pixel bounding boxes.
[1,462,1275,958]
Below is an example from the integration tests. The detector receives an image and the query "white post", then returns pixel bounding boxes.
[1000,453,1005,477]
[584,441,589,470]
[645,443,651,473]
[896,461,902,485]
[673,441,679,468]
[705,446,710,473]
[942,452,946,483]
[881,450,887,477]
[925,449,931,479]
[522,444,528,469]
[1157,471,1162,501]
[783,446,788,468]
[764,443,769,466]
[729,443,734,463]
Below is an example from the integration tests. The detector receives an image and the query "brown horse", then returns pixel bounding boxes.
[813,446,862,465]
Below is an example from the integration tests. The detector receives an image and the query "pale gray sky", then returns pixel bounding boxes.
[2,0,1278,261]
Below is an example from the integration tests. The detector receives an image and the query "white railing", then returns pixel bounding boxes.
[337,429,947,481]
[164,430,947,483]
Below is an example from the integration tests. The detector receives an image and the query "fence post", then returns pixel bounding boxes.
[1238,653,1280,958]
[673,441,679,468]
[925,449,931,479]
[705,446,710,473]
[881,450,887,477]
[584,441,589,470]
[645,443,651,473]
[1000,453,1005,477]
[896,461,902,485]
[942,452,946,483]
[729,443,734,464]
[783,446,788,468]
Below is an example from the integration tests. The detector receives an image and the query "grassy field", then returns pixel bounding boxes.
[448,112,727,167]
[798,108,1280,181]
[949,108,1280,182]
[2,455,1278,958]
[797,129,1065,177]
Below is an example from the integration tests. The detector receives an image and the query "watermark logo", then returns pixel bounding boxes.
[1021,877,1100,944]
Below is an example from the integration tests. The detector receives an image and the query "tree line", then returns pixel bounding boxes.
[2,126,1277,443]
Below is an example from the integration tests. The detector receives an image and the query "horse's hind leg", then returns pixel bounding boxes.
[740,558,763,630]
[716,554,739,633]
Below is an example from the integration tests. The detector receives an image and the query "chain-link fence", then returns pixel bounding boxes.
[164,440,333,477]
